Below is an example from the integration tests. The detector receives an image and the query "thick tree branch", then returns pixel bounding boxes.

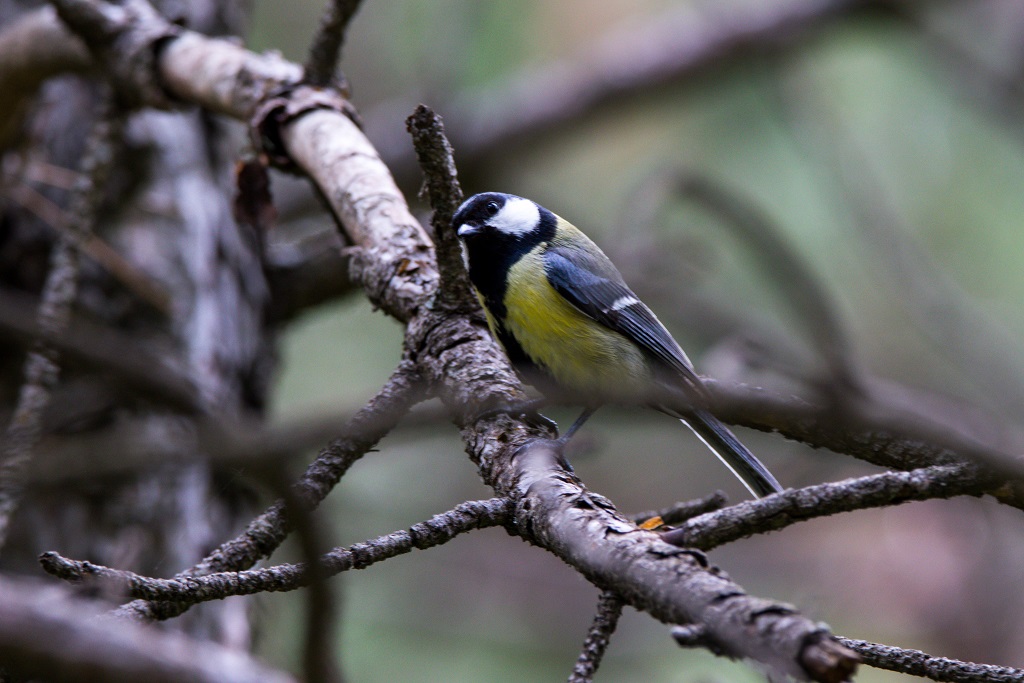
[404,107,858,681]
[0,578,295,683]
[462,438,855,680]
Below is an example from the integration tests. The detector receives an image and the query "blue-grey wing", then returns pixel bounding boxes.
[543,244,704,397]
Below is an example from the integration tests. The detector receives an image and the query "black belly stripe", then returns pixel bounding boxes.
[463,207,557,381]
[495,325,538,371]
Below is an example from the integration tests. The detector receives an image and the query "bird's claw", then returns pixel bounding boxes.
[473,399,559,435]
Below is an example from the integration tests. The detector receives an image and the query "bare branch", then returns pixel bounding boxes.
[112,362,424,622]
[0,577,296,683]
[402,97,859,682]
[662,464,990,550]
[0,7,89,148]
[674,172,862,396]
[0,287,199,413]
[452,438,859,682]
[568,591,623,683]
[706,379,1024,492]
[838,637,1024,683]
[630,491,729,526]
[40,498,512,604]
[303,0,363,87]
[278,103,435,320]
[405,104,475,313]
[369,0,897,187]
[0,101,121,553]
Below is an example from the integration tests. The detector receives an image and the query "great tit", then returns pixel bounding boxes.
[453,192,783,498]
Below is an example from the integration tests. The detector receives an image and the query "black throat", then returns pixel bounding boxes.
[462,208,556,374]
[463,208,556,320]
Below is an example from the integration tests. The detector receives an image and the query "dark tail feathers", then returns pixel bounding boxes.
[680,409,782,498]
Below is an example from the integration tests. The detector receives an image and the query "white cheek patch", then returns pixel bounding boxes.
[490,197,540,236]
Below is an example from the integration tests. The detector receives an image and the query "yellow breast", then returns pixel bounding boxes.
[502,247,650,399]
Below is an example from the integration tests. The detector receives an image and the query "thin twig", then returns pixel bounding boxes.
[0,286,199,412]
[838,637,1024,683]
[109,362,425,622]
[662,463,991,550]
[567,591,624,683]
[303,0,363,87]
[405,104,474,312]
[40,498,513,606]
[631,491,728,526]
[0,100,122,554]
[675,173,862,396]
[6,181,171,313]
[274,468,343,683]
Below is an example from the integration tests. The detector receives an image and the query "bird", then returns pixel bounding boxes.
[452,191,782,498]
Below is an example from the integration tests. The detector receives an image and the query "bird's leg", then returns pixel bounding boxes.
[474,398,558,433]
[557,406,598,445]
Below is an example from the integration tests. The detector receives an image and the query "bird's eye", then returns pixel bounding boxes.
[484,201,500,217]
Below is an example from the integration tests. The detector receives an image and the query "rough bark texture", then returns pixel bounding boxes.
[8,1,1023,681]
[1,0,264,648]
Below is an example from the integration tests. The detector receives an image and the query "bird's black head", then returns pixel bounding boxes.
[453,192,550,242]
[452,192,557,316]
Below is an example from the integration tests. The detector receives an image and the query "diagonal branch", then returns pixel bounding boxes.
[662,463,991,550]
[0,100,122,554]
[113,361,424,622]
[838,637,1024,683]
[303,0,363,87]
[405,105,859,681]
[568,591,624,683]
[40,498,512,605]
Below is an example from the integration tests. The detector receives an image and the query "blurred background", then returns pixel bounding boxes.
[247,0,1024,681]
